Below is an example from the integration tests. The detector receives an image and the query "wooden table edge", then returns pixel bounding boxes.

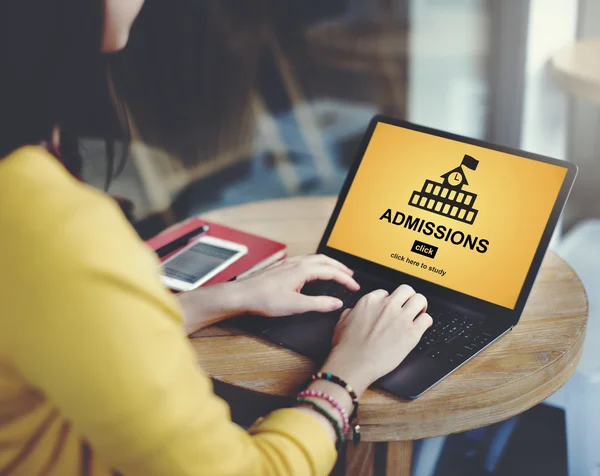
[362,323,585,441]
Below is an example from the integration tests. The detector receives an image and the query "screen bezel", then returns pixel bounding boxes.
[317,114,577,324]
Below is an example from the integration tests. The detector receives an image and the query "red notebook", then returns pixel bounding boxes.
[145,217,287,287]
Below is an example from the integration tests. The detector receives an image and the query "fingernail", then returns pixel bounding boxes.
[331,298,343,309]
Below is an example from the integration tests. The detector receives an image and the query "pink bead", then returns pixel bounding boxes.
[297,389,350,433]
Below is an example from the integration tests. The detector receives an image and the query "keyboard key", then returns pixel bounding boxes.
[442,334,458,344]
[426,349,445,359]
[473,336,492,348]
[443,354,462,365]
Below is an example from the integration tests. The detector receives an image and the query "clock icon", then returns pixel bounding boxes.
[440,155,478,190]
[448,172,463,187]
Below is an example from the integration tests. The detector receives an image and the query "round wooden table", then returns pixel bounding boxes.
[190,196,588,476]
[549,38,600,105]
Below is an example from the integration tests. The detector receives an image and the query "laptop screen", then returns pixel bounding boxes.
[327,122,568,310]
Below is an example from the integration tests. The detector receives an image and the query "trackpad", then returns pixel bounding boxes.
[263,312,339,363]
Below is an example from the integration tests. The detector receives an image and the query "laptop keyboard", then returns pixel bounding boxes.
[302,279,497,366]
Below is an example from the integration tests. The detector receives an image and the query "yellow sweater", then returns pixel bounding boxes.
[0,147,336,475]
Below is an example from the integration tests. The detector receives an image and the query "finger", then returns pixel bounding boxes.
[413,312,433,334]
[306,264,360,291]
[308,254,355,276]
[356,288,388,306]
[369,288,389,298]
[340,308,352,320]
[287,294,344,314]
[332,308,352,346]
[402,293,428,318]
[337,307,352,326]
[387,284,416,308]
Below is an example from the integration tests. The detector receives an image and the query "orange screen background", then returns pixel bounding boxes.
[327,122,567,309]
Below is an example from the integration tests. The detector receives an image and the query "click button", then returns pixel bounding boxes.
[411,240,438,259]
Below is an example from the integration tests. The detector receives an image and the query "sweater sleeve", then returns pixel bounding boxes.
[2,178,337,475]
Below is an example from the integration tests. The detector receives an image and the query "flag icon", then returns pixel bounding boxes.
[408,155,480,225]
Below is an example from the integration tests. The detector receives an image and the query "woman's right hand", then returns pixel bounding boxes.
[321,285,433,397]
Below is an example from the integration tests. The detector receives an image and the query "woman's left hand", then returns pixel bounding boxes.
[235,254,360,317]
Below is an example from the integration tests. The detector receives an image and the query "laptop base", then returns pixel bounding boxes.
[233,306,511,400]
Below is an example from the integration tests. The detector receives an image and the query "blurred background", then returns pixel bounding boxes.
[77,0,600,474]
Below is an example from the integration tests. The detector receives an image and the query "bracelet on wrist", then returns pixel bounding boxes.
[297,389,350,433]
[312,372,359,421]
[311,372,361,445]
[296,397,345,451]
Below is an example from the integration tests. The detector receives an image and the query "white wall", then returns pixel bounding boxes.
[519,0,579,160]
[520,0,579,246]
[407,0,581,243]
[563,0,600,230]
[407,0,489,139]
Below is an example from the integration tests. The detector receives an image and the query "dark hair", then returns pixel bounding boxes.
[110,0,267,167]
[0,0,128,187]
[1,0,267,191]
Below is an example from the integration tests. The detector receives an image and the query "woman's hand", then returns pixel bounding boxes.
[177,254,358,334]
[318,285,433,397]
[235,254,360,317]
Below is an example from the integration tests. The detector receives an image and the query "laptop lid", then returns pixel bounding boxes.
[317,115,577,324]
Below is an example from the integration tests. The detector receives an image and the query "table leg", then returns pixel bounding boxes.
[345,442,375,476]
[343,441,413,476]
[386,440,413,476]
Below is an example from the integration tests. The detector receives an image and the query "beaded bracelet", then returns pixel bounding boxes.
[297,389,349,433]
[312,372,359,422]
[296,397,345,451]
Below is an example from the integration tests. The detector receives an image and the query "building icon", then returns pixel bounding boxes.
[408,154,480,225]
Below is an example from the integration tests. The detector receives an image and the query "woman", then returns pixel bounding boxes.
[0,1,432,475]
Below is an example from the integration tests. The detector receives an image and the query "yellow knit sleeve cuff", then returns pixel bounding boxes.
[250,407,338,475]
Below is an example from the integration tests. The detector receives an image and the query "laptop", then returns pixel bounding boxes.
[235,115,577,399]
